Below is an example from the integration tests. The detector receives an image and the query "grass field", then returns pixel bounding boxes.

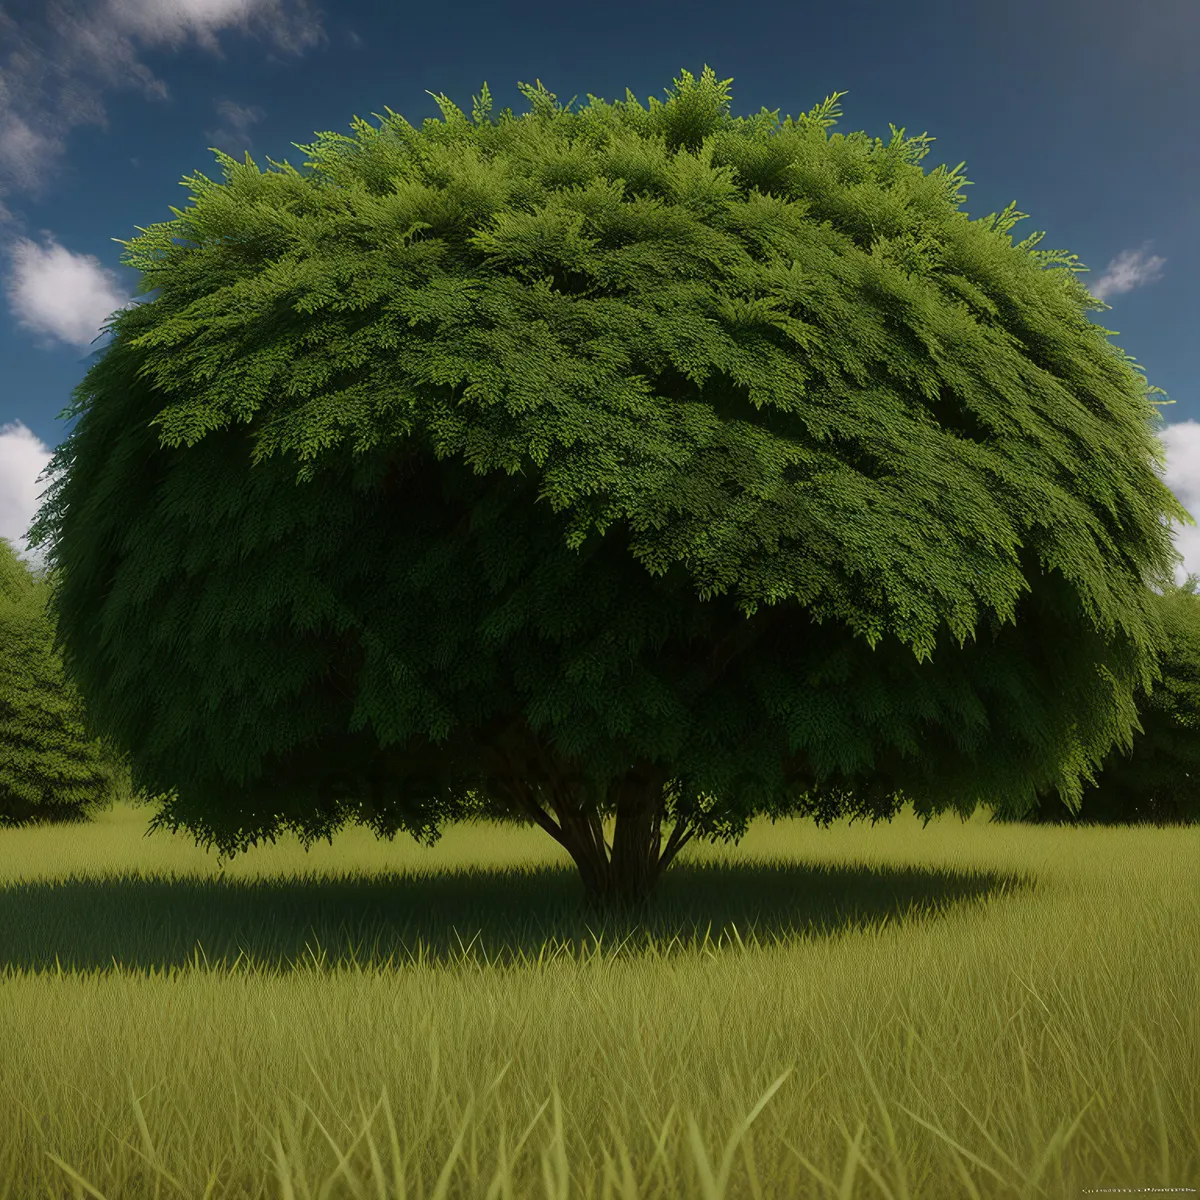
[0,795,1196,1199]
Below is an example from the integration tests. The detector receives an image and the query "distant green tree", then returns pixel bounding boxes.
[990,573,1200,827]
[24,67,1195,912]
[0,538,132,827]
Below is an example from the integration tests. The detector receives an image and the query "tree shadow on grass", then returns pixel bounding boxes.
[0,852,1040,978]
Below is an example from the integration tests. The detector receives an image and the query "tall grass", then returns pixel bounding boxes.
[0,796,1195,1199]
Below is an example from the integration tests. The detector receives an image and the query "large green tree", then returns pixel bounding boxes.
[24,67,1195,912]
[0,538,130,827]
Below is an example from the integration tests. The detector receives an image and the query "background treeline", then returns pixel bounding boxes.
[990,568,1199,827]
[3,536,1196,833]
[1,539,135,827]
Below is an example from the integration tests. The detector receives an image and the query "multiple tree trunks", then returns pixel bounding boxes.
[479,726,695,912]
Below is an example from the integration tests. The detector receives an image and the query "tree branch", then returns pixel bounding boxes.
[655,820,696,873]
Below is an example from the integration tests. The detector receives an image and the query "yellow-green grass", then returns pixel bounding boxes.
[0,794,1195,1200]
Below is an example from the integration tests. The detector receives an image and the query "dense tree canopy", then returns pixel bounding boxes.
[23,66,1195,910]
[0,538,129,827]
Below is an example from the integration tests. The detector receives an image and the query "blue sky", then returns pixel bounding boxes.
[0,0,1196,588]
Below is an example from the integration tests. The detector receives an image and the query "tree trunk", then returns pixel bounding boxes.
[479,725,696,917]
[562,768,671,915]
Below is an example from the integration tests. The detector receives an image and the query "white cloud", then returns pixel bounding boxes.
[1155,418,1200,589]
[0,419,54,575]
[2,233,143,352]
[1085,241,1167,303]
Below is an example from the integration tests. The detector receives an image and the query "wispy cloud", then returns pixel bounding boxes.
[0,1,325,212]
[1085,241,1167,303]
[203,98,268,158]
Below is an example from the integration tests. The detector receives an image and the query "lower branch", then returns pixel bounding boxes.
[655,820,696,874]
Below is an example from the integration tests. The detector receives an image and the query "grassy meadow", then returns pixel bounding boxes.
[0,788,1196,1200]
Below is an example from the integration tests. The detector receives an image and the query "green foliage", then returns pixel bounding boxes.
[22,66,1195,899]
[991,573,1200,826]
[0,538,132,827]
